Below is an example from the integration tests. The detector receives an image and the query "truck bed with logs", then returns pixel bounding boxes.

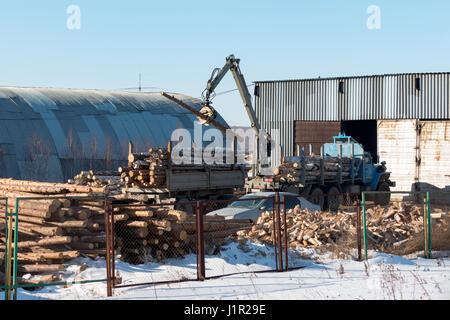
[119,143,247,206]
[245,133,396,210]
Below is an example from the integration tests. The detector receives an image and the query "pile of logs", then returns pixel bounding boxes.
[236,202,448,249]
[0,197,110,284]
[120,147,169,188]
[69,170,123,194]
[113,205,253,263]
[274,155,361,183]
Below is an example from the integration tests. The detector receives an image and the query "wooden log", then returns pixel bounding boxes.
[69,243,96,250]
[0,236,72,250]
[117,220,148,228]
[19,264,64,273]
[152,209,187,222]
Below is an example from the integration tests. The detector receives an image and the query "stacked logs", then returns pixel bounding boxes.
[113,205,253,263]
[121,147,243,188]
[236,202,448,249]
[69,170,123,194]
[0,197,111,284]
[120,147,169,187]
[0,179,111,283]
[274,155,361,183]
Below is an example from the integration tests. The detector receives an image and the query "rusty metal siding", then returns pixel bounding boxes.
[293,121,341,155]
[418,121,450,204]
[377,120,418,199]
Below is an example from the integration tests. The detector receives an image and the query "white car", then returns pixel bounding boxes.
[206,192,320,222]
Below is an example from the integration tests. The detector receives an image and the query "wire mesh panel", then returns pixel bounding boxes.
[112,201,199,289]
[361,191,445,259]
[200,196,281,279]
[421,191,450,257]
[1,196,109,298]
[281,193,362,270]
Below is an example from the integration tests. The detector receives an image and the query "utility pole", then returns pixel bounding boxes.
[139,73,142,93]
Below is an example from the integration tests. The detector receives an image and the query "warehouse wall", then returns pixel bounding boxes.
[254,72,450,166]
[377,119,450,204]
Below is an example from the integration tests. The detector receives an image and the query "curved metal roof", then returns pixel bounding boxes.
[0,87,229,182]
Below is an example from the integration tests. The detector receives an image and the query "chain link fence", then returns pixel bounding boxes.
[361,191,450,259]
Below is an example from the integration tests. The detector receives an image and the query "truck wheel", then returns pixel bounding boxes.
[375,182,390,206]
[309,186,324,210]
[325,186,342,213]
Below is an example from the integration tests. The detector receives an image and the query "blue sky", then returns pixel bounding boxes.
[0,0,449,126]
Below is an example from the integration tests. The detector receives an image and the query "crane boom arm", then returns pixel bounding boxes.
[204,54,261,136]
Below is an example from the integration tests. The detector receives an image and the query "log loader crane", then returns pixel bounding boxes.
[200,54,271,175]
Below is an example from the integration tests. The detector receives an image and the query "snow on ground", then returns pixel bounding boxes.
[14,240,450,300]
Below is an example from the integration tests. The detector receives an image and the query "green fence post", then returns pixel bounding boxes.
[12,199,19,300]
[362,192,367,260]
[423,194,428,259]
[427,192,432,259]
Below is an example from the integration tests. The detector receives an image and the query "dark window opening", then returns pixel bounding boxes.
[338,81,345,94]
[341,120,377,160]
[415,77,421,91]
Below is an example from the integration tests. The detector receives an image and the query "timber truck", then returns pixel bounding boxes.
[197,54,395,210]
[245,133,396,210]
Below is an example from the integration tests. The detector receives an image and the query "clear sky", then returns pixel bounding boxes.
[0,0,449,126]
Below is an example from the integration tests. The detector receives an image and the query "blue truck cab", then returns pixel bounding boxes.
[323,133,395,203]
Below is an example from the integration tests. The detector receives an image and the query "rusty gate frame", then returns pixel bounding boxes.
[280,192,362,270]
[104,194,292,296]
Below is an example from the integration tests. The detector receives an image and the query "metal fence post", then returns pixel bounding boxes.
[104,199,113,297]
[271,197,278,271]
[356,199,362,261]
[427,192,432,258]
[196,201,205,281]
[12,199,19,300]
[283,196,288,271]
[275,192,283,271]
[362,192,368,260]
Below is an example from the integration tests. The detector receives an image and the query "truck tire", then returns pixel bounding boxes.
[309,186,324,210]
[375,182,390,206]
[325,186,342,213]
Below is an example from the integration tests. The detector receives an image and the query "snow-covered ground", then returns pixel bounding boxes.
[14,240,450,300]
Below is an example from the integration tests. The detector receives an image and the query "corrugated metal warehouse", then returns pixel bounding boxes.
[254,72,450,202]
[0,87,229,182]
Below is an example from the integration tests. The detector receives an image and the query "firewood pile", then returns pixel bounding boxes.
[121,147,245,188]
[113,205,253,263]
[68,170,123,194]
[236,202,448,250]
[274,155,361,183]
